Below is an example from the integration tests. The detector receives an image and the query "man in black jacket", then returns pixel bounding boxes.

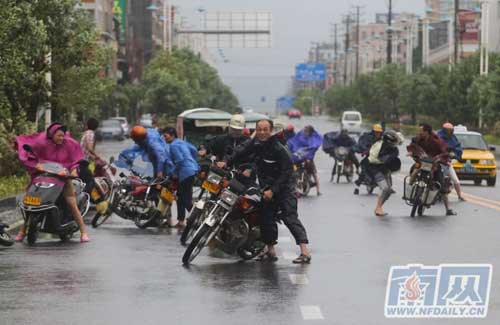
[223,119,311,264]
[200,114,249,161]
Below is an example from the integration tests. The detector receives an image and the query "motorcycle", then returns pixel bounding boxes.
[332,146,355,183]
[403,144,450,217]
[292,147,315,197]
[182,176,265,264]
[19,145,90,245]
[91,162,176,229]
[0,223,14,246]
[180,166,227,245]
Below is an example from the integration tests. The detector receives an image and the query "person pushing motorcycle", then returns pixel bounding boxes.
[221,119,311,264]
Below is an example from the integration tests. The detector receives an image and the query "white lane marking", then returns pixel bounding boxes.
[289,274,309,285]
[282,251,296,261]
[278,236,292,243]
[300,305,324,320]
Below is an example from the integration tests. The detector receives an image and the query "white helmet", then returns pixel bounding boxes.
[229,114,245,130]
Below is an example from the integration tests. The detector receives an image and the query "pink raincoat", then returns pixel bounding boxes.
[16,123,84,178]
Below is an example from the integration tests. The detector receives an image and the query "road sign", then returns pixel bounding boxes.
[295,63,326,82]
[276,96,295,110]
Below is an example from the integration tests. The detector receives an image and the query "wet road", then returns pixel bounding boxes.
[2,117,500,324]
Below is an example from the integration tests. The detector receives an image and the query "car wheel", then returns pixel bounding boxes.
[474,179,482,186]
[487,177,496,187]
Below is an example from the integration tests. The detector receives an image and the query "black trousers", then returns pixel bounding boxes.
[177,175,195,221]
[259,190,309,245]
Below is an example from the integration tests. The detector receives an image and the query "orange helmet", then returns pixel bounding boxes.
[130,125,147,142]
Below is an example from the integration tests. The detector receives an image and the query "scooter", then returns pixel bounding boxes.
[19,145,89,245]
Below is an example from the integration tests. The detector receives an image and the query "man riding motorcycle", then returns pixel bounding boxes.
[409,123,456,216]
[287,125,323,196]
[354,124,384,195]
[15,122,90,242]
[222,119,311,264]
[437,122,465,201]
[329,129,360,176]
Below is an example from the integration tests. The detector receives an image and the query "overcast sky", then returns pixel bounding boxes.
[172,0,425,111]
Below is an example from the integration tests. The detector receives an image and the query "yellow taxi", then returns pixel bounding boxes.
[452,125,497,186]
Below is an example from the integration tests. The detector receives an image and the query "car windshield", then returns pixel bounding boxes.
[102,120,120,128]
[344,114,360,121]
[455,133,488,150]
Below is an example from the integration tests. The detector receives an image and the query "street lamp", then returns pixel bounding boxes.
[479,0,491,129]
[147,1,172,52]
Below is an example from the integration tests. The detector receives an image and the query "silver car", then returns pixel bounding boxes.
[96,119,125,141]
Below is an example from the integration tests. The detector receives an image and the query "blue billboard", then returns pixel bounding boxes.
[295,63,326,82]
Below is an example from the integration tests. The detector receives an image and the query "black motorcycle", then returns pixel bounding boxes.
[182,176,265,264]
[404,144,450,217]
[0,223,14,247]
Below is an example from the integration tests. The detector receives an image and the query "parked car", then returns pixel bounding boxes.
[452,125,497,186]
[288,109,302,119]
[96,119,125,141]
[111,117,130,137]
[341,111,362,134]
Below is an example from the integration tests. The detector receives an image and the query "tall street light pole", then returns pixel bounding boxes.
[387,0,393,64]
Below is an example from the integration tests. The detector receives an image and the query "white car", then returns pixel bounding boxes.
[341,111,362,134]
[111,117,129,137]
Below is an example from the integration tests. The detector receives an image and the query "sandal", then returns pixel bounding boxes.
[256,252,278,262]
[292,254,311,264]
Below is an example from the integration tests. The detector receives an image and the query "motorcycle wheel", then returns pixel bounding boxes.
[0,231,14,247]
[27,217,39,245]
[91,212,112,228]
[237,241,266,260]
[417,205,425,217]
[135,209,160,229]
[180,207,204,245]
[182,223,212,264]
[336,165,342,183]
[59,232,74,242]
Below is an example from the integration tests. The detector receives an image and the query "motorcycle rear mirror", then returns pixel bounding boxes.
[119,172,126,178]
[23,144,33,153]
[109,156,115,164]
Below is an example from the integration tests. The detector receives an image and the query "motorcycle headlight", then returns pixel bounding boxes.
[220,190,238,206]
[480,160,495,165]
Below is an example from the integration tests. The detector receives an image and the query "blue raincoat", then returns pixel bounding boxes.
[287,129,323,163]
[115,128,173,175]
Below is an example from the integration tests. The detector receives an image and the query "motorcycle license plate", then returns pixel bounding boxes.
[202,180,220,194]
[23,196,41,206]
[161,188,175,203]
[91,188,101,201]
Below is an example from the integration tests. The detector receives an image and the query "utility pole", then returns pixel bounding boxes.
[387,0,393,64]
[344,15,351,85]
[454,0,459,64]
[354,6,362,78]
[334,23,338,84]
